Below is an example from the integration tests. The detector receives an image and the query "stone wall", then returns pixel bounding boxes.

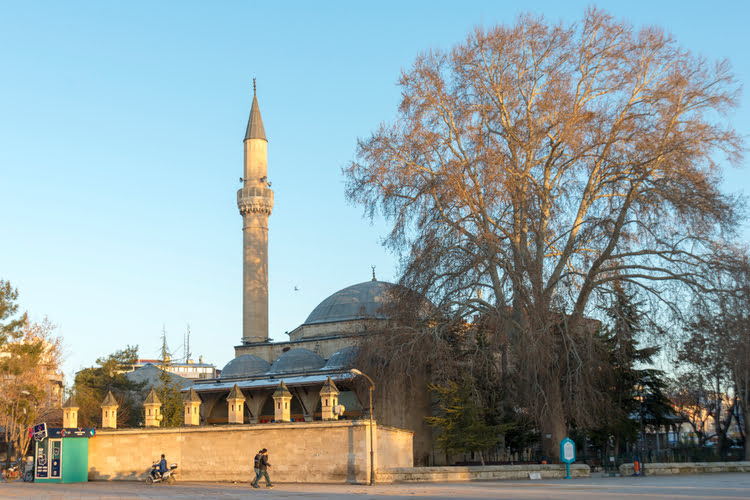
[619,461,750,476]
[377,464,590,482]
[88,420,412,484]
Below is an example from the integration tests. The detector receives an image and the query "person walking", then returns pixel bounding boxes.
[250,448,273,488]
[251,450,262,488]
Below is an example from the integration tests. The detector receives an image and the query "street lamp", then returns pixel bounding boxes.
[350,368,375,486]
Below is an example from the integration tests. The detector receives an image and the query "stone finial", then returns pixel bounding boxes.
[272,381,293,422]
[226,384,246,424]
[62,396,79,428]
[183,387,202,426]
[101,391,119,429]
[245,86,266,141]
[144,389,163,427]
[319,377,341,421]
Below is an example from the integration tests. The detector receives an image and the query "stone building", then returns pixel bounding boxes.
[187,85,433,465]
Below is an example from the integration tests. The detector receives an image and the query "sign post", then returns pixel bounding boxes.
[560,437,576,479]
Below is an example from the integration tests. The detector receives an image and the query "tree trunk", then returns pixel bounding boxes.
[541,396,566,461]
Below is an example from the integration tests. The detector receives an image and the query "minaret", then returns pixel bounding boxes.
[238,80,274,344]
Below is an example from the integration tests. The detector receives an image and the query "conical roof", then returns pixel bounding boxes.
[272,380,292,398]
[184,387,202,404]
[144,388,161,405]
[227,384,245,401]
[320,376,339,395]
[101,391,119,408]
[62,395,78,409]
[245,92,267,141]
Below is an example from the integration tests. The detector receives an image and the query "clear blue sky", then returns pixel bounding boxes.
[1,1,748,382]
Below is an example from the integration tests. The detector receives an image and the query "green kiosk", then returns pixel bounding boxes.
[33,423,95,483]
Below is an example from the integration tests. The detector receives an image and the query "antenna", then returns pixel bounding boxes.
[160,325,171,365]
[185,324,192,363]
[371,265,376,281]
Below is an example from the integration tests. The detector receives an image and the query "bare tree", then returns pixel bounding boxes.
[0,319,63,466]
[678,249,750,459]
[345,9,744,459]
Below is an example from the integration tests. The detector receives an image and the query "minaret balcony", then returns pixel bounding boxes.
[237,187,274,216]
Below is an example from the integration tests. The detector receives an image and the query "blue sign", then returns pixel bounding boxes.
[560,437,576,479]
[33,423,48,441]
[560,437,576,463]
[47,427,96,438]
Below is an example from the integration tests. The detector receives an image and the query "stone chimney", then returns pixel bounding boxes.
[272,381,292,422]
[226,384,246,424]
[62,396,79,428]
[183,387,202,426]
[319,376,341,421]
[101,391,119,429]
[144,389,163,427]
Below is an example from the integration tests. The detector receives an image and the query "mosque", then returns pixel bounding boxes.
[187,86,434,464]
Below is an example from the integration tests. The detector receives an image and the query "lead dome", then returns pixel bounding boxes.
[269,348,325,374]
[221,354,271,379]
[304,280,396,325]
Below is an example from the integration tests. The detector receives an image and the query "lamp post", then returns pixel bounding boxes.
[637,383,645,477]
[350,368,375,486]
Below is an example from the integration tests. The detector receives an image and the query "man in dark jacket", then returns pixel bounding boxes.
[151,454,167,479]
[250,448,273,488]
[251,450,262,487]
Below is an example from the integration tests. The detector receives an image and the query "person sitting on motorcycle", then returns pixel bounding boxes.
[152,454,167,479]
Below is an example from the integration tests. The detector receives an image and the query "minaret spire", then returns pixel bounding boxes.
[245,80,266,141]
[237,82,274,344]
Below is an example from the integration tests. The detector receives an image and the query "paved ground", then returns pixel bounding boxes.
[2,474,750,499]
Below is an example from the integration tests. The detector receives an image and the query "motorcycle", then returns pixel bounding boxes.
[2,464,21,482]
[145,462,178,485]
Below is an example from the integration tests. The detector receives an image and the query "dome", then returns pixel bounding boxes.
[323,346,358,370]
[269,348,325,374]
[125,364,192,389]
[304,280,396,325]
[221,354,271,379]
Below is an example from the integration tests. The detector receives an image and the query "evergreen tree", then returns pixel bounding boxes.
[0,280,27,345]
[592,282,671,455]
[425,379,508,465]
[155,328,184,427]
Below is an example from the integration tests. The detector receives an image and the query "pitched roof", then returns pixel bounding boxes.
[226,384,245,401]
[144,388,161,405]
[320,376,339,395]
[272,380,292,398]
[244,93,267,141]
[62,395,78,409]
[184,387,203,404]
[101,391,119,408]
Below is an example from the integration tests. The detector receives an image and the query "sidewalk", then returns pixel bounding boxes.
[2,473,749,499]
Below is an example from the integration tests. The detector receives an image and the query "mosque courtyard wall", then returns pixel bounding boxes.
[87,420,412,484]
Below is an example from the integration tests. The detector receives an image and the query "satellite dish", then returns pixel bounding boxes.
[334,404,346,416]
